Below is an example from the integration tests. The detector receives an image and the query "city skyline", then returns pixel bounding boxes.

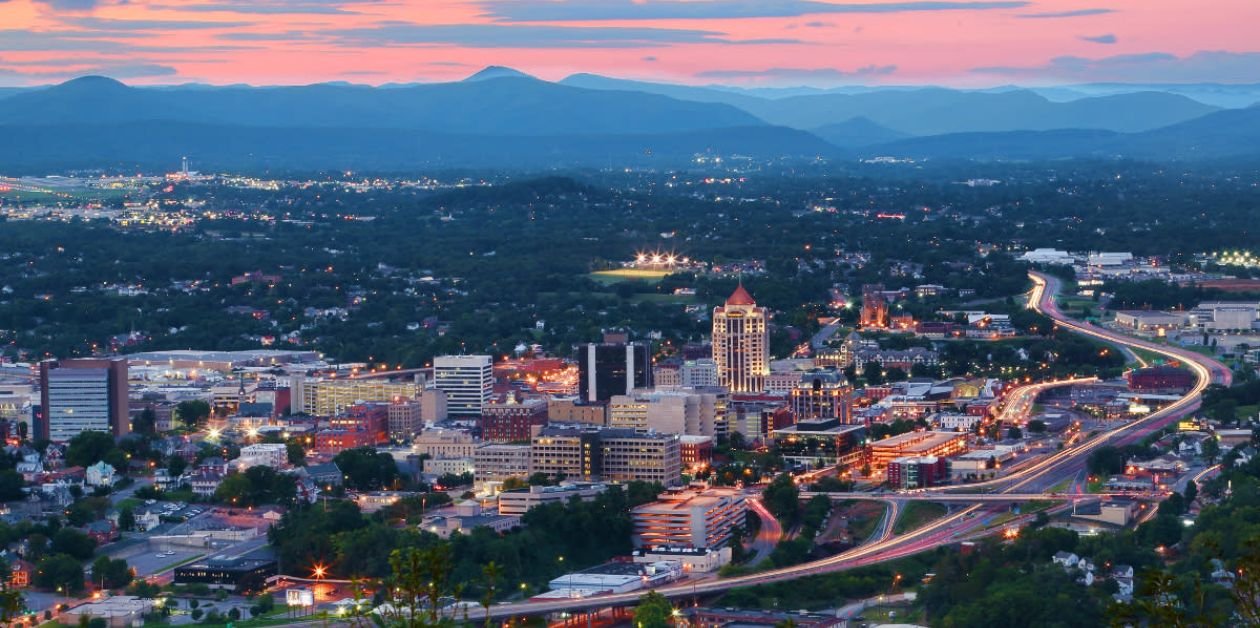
[0,0,1259,87]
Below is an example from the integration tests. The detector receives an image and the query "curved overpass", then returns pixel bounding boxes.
[473,271,1229,620]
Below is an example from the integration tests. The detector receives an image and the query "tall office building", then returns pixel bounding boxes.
[578,339,652,403]
[711,284,769,394]
[39,358,130,442]
[433,355,493,417]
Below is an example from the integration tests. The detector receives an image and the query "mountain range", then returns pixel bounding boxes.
[1,68,1260,171]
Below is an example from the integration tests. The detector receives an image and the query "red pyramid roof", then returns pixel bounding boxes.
[726,283,756,306]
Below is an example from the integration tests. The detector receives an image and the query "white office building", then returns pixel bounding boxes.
[433,355,493,417]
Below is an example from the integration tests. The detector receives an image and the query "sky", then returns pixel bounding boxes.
[1,0,1259,87]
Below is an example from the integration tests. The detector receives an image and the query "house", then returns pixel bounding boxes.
[153,469,183,491]
[15,460,43,482]
[44,446,65,470]
[86,461,117,488]
[134,505,166,532]
[1053,551,1080,569]
[1113,565,1135,598]
[197,457,230,475]
[189,470,225,498]
[83,520,119,544]
[1210,559,1236,589]
[305,462,343,487]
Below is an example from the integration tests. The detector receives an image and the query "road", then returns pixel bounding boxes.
[804,491,1143,502]
[467,270,1229,620]
[995,377,1098,426]
[744,496,783,565]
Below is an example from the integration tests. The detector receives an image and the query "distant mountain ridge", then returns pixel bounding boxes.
[559,73,1219,135]
[1,68,1259,168]
[0,74,764,136]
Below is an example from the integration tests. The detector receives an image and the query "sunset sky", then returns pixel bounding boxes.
[1,0,1258,87]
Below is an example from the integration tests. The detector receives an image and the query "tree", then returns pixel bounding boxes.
[34,554,85,594]
[66,431,117,468]
[333,448,399,491]
[228,607,241,621]
[1087,446,1126,477]
[864,361,885,385]
[286,442,306,467]
[175,400,211,428]
[633,591,674,628]
[166,455,188,477]
[51,529,96,561]
[1184,480,1198,506]
[0,470,25,501]
[1202,437,1221,464]
[762,473,800,524]
[480,561,500,628]
[1213,399,1238,426]
[1027,419,1047,434]
[383,545,461,627]
[132,407,157,436]
[1007,426,1023,440]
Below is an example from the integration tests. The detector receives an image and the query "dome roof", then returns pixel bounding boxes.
[726,283,756,306]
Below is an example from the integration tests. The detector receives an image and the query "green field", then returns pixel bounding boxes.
[589,268,672,284]
[893,502,947,534]
[629,293,699,304]
[845,500,889,543]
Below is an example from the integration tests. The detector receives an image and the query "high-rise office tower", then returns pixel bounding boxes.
[39,358,130,442]
[711,284,769,394]
[578,337,652,403]
[433,355,493,417]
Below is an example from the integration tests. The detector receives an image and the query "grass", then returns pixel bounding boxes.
[1131,346,1165,365]
[860,603,926,625]
[844,500,889,543]
[1238,405,1260,422]
[155,553,205,574]
[589,268,672,284]
[1087,478,1106,493]
[628,293,698,304]
[893,502,947,535]
[227,609,320,627]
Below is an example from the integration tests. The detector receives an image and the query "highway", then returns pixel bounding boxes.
[744,496,784,565]
[995,376,1098,426]
[470,270,1230,620]
[803,491,1143,502]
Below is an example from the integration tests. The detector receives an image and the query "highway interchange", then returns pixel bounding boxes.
[472,270,1232,619]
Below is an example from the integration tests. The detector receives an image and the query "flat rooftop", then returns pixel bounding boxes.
[871,430,963,451]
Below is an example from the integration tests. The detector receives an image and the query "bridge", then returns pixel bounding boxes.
[801,491,1160,502]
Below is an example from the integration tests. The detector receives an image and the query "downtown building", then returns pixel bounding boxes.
[631,485,747,549]
[433,355,493,417]
[712,284,769,394]
[530,425,682,486]
[291,375,418,416]
[790,369,855,424]
[608,388,725,437]
[578,335,653,403]
[38,358,130,442]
